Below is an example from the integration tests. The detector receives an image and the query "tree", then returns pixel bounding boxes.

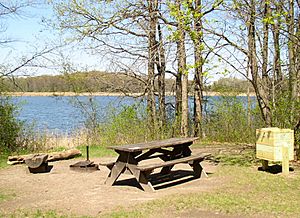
[208,0,299,153]
[0,1,51,152]
[51,0,171,137]
[147,0,158,134]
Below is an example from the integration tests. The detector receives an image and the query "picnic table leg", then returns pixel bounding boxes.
[138,172,154,192]
[127,164,154,192]
[105,162,126,185]
[190,160,207,178]
[105,151,135,185]
[160,164,174,174]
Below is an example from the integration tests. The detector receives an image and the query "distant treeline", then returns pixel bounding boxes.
[1,71,253,93]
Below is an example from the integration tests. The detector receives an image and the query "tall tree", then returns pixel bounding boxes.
[286,0,298,124]
[173,0,188,137]
[147,0,158,133]
[156,22,167,131]
[186,0,223,137]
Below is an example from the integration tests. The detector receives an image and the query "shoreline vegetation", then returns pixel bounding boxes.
[6,91,257,97]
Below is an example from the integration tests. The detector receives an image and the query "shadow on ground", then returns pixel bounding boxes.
[258,164,294,174]
[114,169,213,191]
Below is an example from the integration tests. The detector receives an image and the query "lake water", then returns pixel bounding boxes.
[13,96,141,134]
[12,95,255,134]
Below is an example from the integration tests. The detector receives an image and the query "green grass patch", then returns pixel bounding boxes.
[76,145,117,159]
[0,190,16,203]
[0,193,8,202]
[104,165,300,217]
[1,209,74,218]
[0,152,9,169]
[214,151,259,167]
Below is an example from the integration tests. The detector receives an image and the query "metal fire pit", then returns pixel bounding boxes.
[70,146,99,172]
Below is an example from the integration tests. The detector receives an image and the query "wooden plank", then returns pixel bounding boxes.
[105,162,126,185]
[108,137,199,152]
[137,153,210,171]
[256,144,294,161]
[256,128,294,148]
[282,146,289,176]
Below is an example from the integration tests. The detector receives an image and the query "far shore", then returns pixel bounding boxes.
[5,91,256,97]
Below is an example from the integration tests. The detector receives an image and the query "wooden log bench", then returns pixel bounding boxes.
[25,154,50,173]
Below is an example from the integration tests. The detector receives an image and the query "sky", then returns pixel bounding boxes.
[0,1,240,83]
[1,2,107,76]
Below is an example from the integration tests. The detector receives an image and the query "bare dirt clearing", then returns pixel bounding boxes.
[0,153,222,217]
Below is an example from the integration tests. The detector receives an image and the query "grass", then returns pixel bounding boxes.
[0,152,9,169]
[76,145,117,159]
[1,210,71,218]
[0,189,16,204]
[103,164,300,218]
[1,141,299,217]
[0,193,8,202]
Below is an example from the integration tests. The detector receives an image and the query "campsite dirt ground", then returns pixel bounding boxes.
[0,148,229,217]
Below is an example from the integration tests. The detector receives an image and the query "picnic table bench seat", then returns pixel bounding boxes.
[136,153,211,172]
[100,153,210,171]
[100,153,211,180]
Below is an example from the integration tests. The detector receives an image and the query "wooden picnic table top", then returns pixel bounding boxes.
[107,137,199,152]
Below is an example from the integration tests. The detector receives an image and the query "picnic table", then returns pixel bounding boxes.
[101,137,210,191]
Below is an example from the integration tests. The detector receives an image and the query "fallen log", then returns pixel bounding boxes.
[7,149,82,165]
[47,149,82,162]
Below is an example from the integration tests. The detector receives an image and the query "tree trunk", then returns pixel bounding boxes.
[193,0,204,137]
[248,0,271,127]
[287,0,297,124]
[147,0,158,136]
[175,1,188,137]
[157,22,166,132]
[272,20,282,84]
[181,58,188,137]
[175,70,182,132]
[261,0,272,126]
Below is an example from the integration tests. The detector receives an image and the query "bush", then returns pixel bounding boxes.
[0,97,23,152]
[99,104,148,146]
[203,95,263,143]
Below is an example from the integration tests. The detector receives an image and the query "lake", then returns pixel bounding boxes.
[12,95,255,134]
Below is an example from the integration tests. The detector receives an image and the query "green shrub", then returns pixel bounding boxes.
[0,97,24,152]
[0,96,45,153]
[99,104,148,146]
[204,95,263,143]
